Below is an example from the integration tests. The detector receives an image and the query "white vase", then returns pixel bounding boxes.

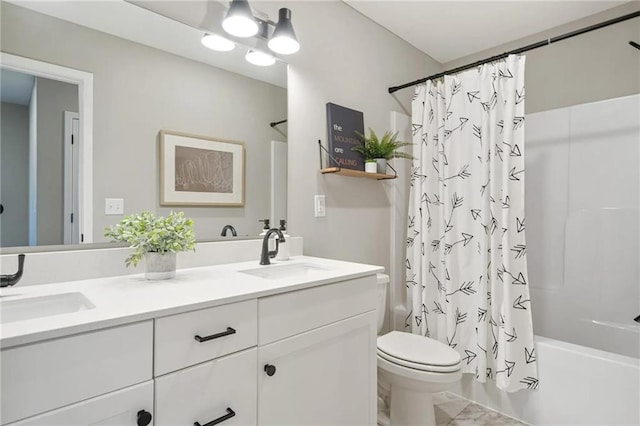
[144,252,176,280]
[375,158,387,174]
[365,161,378,173]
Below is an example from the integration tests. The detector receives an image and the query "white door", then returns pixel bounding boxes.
[258,311,377,426]
[7,381,153,426]
[63,111,80,244]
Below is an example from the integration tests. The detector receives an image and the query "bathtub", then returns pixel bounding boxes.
[450,335,640,425]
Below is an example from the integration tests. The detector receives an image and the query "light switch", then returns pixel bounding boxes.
[315,195,326,217]
[105,198,124,215]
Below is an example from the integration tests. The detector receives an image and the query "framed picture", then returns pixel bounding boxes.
[160,130,245,206]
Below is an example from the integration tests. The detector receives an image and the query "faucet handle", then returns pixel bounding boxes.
[0,253,26,288]
[269,237,280,259]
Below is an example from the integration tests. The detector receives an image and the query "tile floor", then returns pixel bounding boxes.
[434,392,528,425]
[378,392,528,426]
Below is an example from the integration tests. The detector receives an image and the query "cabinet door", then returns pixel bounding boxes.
[7,381,153,426]
[258,311,377,426]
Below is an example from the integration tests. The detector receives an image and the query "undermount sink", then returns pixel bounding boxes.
[0,292,95,324]
[240,263,330,280]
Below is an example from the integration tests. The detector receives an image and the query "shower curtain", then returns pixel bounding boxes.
[406,55,538,392]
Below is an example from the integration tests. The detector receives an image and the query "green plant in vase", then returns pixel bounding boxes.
[352,128,414,173]
[104,211,196,279]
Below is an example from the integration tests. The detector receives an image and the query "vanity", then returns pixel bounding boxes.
[0,256,382,426]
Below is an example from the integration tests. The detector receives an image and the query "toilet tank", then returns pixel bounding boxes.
[376,273,389,334]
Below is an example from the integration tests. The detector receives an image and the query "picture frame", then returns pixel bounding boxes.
[160,130,245,206]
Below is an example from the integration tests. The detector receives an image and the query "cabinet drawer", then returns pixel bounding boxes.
[258,275,377,345]
[7,381,153,426]
[154,299,257,375]
[155,348,257,426]
[1,321,152,425]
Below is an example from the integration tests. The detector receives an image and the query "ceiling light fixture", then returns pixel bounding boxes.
[245,49,276,66]
[201,33,235,52]
[222,0,259,38]
[268,8,300,55]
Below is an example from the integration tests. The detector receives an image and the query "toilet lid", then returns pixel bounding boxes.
[377,331,461,370]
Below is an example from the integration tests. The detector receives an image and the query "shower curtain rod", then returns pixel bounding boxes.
[388,10,640,94]
[270,119,287,127]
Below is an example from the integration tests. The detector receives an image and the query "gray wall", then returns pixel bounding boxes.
[443,2,640,114]
[286,1,440,272]
[0,102,29,246]
[1,2,287,243]
[35,77,78,245]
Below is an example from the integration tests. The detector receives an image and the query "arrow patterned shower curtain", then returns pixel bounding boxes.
[406,55,538,392]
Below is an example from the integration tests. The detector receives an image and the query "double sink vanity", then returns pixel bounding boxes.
[0,255,383,425]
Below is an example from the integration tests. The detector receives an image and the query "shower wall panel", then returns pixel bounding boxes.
[525,94,639,358]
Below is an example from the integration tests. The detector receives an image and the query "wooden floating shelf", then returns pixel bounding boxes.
[320,167,397,180]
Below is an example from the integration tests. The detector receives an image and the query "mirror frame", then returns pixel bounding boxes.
[1,52,94,243]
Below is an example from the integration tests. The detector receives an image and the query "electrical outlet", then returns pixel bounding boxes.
[315,195,326,217]
[105,198,124,215]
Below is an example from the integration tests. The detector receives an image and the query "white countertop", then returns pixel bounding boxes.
[0,256,383,348]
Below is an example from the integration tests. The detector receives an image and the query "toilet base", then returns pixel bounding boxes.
[389,385,436,426]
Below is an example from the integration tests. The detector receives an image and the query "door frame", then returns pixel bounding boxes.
[63,111,80,244]
[1,52,94,243]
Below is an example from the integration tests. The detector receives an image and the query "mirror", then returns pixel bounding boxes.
[0,0,288,252]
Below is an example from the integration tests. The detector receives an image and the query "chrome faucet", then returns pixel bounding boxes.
[1,254,25,288]
[260,228,285,265]
[220,224,237,237]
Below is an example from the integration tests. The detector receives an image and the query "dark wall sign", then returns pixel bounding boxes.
[326,103,364,170]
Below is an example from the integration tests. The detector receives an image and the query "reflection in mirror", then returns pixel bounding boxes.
[0,0,287,252]
[1,52,94,249]
[1,69,79,247]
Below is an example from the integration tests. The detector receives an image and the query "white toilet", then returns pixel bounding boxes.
[376,274,462,426]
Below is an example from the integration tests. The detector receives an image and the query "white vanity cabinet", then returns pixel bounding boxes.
[257,276,378,425]
[1,268,379,426]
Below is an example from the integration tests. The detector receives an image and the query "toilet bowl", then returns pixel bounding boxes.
[376,274,462,426]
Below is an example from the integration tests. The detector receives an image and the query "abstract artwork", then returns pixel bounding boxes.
[160,131,245,206]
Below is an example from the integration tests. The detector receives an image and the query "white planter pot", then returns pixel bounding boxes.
[375,158,387,174]
[365,162,378,173]
[144,252,176,280]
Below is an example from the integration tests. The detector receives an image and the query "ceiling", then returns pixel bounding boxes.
[344,1,628,64]
[7,0,287,88]
[0,69,35,106]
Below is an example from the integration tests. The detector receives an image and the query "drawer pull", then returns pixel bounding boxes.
[194,327,236,343]
[194,407,236,426]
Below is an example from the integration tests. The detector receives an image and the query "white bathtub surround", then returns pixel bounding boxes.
[525,94,640,359]
[450,336,640,426]
[407,55,537,391]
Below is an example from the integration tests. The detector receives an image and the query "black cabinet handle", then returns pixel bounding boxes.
[194,327,236,343]
[264,364,276,376]
[137,410,152,426]
[194,407,236,426]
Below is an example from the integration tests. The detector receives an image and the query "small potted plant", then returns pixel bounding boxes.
[104,211,196,280]
[353,128,414,173]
